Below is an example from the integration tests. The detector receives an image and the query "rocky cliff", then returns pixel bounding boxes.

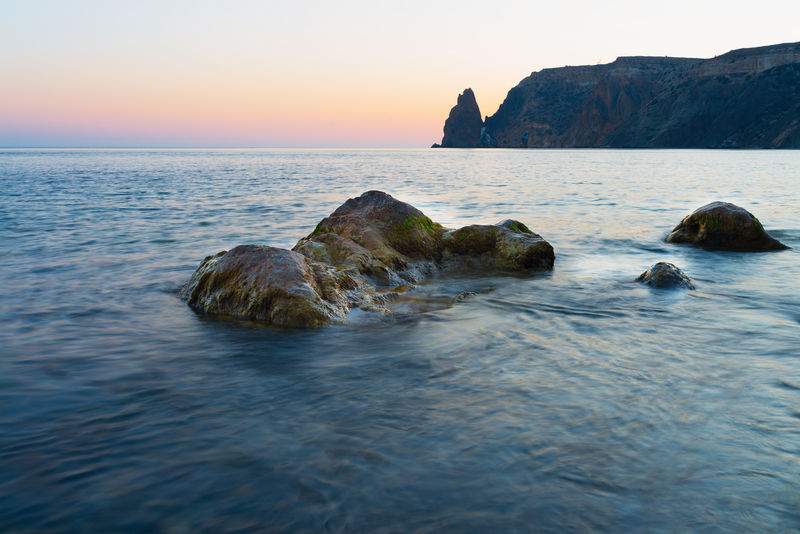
[434,42,800,148]
[434,88,483,148]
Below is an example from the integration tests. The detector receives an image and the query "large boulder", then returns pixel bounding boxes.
[665,202,788,251]
[185,245,350,327]
[636,262,695,290]
[297,190,443,268]
[186,191,554,327]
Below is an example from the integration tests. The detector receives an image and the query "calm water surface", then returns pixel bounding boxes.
[1,149,799,532]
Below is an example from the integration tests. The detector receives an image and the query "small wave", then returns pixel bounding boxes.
[30,264,71,274]
[67,307,113,319]
[765,229,799,239]
[777,379,800,391]
[162,280,188,296]
[634,243,671,254]
[483,297,624,319]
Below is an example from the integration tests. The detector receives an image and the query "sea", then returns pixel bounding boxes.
[1,148,799,533]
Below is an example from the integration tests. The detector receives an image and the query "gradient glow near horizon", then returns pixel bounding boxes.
[2,1,799,148]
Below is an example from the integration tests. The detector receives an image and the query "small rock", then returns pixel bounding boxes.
[636,262,695,290]
[665,201,787,251]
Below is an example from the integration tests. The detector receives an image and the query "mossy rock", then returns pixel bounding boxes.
[666,201,787,252]
[497,219,533,234]
[300,190,443,262]
[442,220,554,271]
[441,225,500,256]
[187,192,555,328]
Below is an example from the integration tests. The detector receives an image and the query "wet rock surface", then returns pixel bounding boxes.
[185,245,350,328]
[295,190,443,272]
[636,262,695,290]
[186,191,554,327]
[666,201,788,252]
[441,220,554,271]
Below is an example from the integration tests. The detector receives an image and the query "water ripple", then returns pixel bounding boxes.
[1,149,799,533]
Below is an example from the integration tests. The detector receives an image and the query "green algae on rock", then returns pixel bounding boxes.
[441,220,554,271]
[666,201,788,252]
[186,191,554,328]
[292,190,443,284]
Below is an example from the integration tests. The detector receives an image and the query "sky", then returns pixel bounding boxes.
[1,0,799,148]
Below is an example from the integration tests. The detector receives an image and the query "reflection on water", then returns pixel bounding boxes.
[1,149,799,532]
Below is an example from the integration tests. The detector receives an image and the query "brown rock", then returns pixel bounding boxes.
[186,191,555,328]
[185,245,350,328]
[299,190,443,264]
[665,202,788,252]
[441,219,554,271]
[636,262,695,289]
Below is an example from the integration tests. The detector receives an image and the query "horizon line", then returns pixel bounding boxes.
[0,146,432,151]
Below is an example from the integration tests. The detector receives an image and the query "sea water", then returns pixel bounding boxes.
[1,149,798,532]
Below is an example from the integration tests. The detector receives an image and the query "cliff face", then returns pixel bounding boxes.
[435,42,800,148]
[437,88,483,148]
[608,62,800,148]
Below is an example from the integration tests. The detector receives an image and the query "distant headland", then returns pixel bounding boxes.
[432,41,800,149]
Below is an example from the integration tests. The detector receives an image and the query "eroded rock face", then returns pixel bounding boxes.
[186,191,555,328]
[636,262,695,290]
[665,202,788,252]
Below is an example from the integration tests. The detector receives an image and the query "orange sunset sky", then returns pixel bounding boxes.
[2,0,799,147]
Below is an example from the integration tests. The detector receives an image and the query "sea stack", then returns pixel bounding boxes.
[438,88,483,148]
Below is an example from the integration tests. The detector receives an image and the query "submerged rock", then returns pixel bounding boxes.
[186,191,554,327]
[636,262,695,290]
[665,202,788,252]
